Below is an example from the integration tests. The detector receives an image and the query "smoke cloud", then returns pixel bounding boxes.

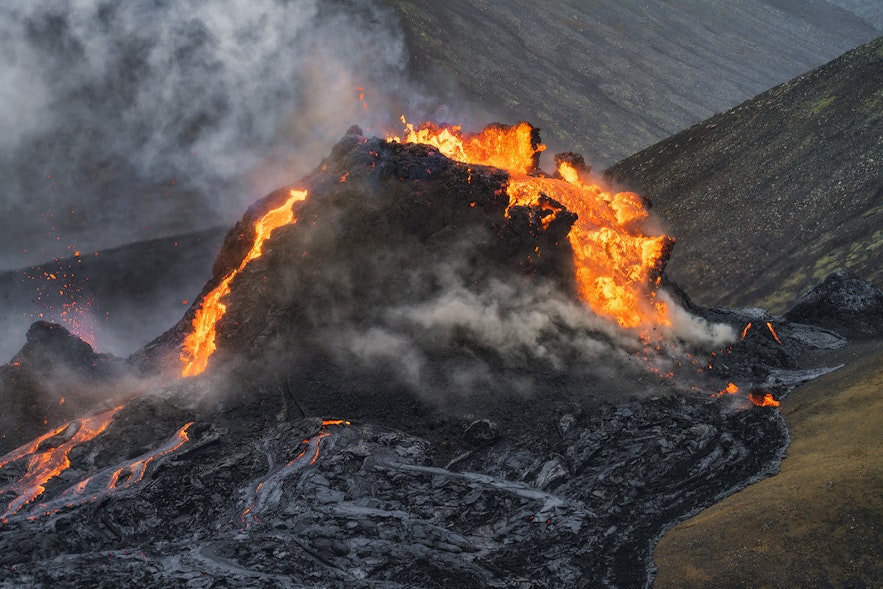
[326,276,736,401]
[0,0,448,270]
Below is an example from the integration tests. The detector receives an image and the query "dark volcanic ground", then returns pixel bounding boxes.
[2,131,879,588]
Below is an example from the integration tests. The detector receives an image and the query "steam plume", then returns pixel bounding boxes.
[0,0,442,270]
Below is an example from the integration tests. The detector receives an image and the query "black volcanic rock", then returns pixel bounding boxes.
[0,129,863,589]
[785,270,883,338]
[608,37,883,312]
[0,322,132,454]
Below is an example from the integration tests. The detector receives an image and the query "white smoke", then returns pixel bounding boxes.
[0,0,443,269]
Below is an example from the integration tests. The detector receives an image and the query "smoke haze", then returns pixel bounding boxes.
[0,0,447,270]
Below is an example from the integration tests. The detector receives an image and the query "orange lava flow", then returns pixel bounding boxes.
[740,322,753,340]
[391,121,671,328]
[107,422,194,491]
[0,406,122,521]
[180,190,308,376]
[749,391,781,408]
[393,119,543,176]
[766,322,783,345]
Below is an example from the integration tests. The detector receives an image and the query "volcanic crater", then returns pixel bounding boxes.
[0,123,880,588]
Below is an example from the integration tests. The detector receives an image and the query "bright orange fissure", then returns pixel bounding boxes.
[180,190,308,376]
[390,121,671,328]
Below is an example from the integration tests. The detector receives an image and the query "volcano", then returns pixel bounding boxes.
[0,124,879,587]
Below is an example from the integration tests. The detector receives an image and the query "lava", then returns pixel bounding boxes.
[240,419,350,528]
[390,121,672,328]
[180,189,308,376]
[749,390,781,408]
[766,322,783,345]
[26,422,195,520]
[0,406,122,522]
[713,382,740,398]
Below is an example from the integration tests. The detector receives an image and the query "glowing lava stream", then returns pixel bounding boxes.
[390,121,672,329]
[0,406,123,522]
[240,419,349,529]
[181,189,308,376]
[27,422,195,520]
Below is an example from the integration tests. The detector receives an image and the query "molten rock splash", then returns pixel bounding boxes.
[165,123,680,401]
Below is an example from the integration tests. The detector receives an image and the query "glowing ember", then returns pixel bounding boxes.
[766,322,783,345]
[0,407,122,522]
[390,121,672,328]
[25,254,98,348]
[181,189,308,376]
[713,382,740,398]
[749,390,781,408]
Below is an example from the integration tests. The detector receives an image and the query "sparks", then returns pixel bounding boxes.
[390,121,672,328]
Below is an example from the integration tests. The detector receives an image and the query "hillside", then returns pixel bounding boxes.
[609,37,883,312]
[383,0,879,165]
[0,228,225,362]
[653,340,883,588]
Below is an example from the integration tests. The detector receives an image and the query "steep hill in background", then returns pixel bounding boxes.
[0,229,224,361]
[609,37,883,312]
[384,0,880,165]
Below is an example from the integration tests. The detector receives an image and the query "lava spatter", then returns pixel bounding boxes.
[390,121,673,329]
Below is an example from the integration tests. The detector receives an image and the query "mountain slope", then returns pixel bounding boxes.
[609,37,883,312]
[384,0,879,165]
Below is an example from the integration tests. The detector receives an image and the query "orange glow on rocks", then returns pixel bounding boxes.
[0,407,122,521]
[391,121,672,328]
[749,390,781,407]
[180,189,308,377]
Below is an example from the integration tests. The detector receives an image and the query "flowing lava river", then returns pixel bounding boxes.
[0,122,853,587]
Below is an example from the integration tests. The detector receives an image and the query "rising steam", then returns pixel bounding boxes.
[0,0,444,270]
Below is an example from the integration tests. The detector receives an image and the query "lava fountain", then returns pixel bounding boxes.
[389,120,673,329]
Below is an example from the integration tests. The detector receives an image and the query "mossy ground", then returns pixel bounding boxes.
[653,341,883,588]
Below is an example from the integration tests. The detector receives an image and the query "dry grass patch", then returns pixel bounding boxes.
[653,341,883,589]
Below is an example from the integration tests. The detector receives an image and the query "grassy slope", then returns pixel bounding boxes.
[609,38,883,313]
[653,341,883,588]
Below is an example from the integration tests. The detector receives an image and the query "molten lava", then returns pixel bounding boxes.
[766,322,783,345]
[390,121,672,328]
[0,406,122,521]
[713,382,740,398]
[181,189,308,376]
[240,419,350,528]
[749,390,781,408]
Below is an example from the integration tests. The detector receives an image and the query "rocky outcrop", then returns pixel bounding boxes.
[785,270,883,338]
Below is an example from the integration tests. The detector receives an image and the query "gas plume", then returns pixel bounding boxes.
[0,0,445,270]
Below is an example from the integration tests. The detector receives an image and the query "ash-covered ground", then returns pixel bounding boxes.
[1,130,879,588]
